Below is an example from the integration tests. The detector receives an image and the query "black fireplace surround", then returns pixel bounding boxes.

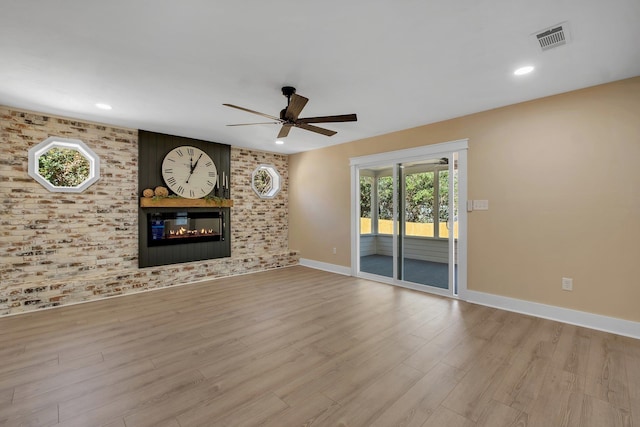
[138,130,232,268]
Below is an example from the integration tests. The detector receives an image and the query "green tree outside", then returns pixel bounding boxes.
[378,176,394,220]
[38,147,90,187]
[404,172,435,223]
[359,176,373,218]
[361,169,458,235]
[253,169,272,195]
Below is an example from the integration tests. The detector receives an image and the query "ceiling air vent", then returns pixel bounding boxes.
[534,22,571,51]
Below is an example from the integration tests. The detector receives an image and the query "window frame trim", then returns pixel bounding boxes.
[28,136,101,193]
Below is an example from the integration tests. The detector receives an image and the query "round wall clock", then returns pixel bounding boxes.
[161,146,217,199]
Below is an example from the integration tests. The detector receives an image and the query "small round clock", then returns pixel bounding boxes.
[161,146,217,199]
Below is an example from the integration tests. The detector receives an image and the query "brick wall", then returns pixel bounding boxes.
[0,106,298,315]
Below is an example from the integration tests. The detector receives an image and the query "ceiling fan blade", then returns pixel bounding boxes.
[295,123,337,137]
[297,113,357,124]
[223,103,281,121]
[277,124,293,139]
[284,94,309,120]
[227,122,281,126]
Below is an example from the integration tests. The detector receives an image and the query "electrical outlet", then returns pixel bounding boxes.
[562,277,573,291]
[332,247,337,254]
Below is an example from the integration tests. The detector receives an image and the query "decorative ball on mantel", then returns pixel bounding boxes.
[154,186,169,197]
[142,188,154,198]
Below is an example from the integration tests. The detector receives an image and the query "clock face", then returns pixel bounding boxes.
[161,146,217,199]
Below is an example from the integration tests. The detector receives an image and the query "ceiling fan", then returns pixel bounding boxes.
[223,86,357,138]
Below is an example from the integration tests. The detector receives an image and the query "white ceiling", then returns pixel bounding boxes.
[1,1,639,154]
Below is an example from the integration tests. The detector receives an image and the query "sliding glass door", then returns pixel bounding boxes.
[398,156,458,292]
[351,141,466,297]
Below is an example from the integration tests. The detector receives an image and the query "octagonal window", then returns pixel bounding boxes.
[251,164,281,199]
[28,137,100,193]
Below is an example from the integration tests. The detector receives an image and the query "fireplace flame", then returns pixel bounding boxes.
[168,227,217,238]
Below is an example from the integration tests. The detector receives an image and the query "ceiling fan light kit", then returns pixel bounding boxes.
[224,86,358,139]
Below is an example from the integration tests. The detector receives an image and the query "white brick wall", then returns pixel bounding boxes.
[0,106,298,315]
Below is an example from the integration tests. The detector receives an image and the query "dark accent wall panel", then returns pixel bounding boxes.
[138,130,231,268]
[138,130,230,195]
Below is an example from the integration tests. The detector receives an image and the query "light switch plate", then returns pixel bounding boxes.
[473,200,489,210]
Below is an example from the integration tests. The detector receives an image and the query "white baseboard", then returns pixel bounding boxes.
[466,290,640,340]
[297,260,639,339]
[299,258,351,276]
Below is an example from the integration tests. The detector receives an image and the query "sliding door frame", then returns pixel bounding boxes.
[350,139,468,299]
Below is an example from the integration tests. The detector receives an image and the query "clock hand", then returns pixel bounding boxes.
[183,156,194,183]
[191,153,203,171]
[185,153,203,184]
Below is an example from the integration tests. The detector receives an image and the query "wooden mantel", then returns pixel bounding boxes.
[140,197,233,208]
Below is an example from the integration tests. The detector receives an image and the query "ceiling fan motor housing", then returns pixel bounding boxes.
[281,86,296,98]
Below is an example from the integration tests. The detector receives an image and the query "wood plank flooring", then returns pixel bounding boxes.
[0,266,638,426]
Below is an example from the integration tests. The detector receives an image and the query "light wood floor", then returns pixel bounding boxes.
[1,266,638,426]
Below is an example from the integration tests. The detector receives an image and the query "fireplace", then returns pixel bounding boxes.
[148,211,223,246]
[138,207,231,268]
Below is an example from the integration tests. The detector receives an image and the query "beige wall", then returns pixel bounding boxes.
[289,77,640,322]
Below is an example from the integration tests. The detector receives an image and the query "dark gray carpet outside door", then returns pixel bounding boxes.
[360,254,456,290]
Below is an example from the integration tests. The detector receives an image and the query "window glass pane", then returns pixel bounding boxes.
[404,171,435,237]
[438,169,459,239]
[38,147,90,187]
[253,169,272,195]
[377,176,393,234]
[359,176,373,234]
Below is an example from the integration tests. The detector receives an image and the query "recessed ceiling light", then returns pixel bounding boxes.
[275,140,284,145]
[95,103,112,110]
[514,66,534,76]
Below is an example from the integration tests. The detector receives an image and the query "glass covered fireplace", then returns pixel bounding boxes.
[148,211,224,247]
